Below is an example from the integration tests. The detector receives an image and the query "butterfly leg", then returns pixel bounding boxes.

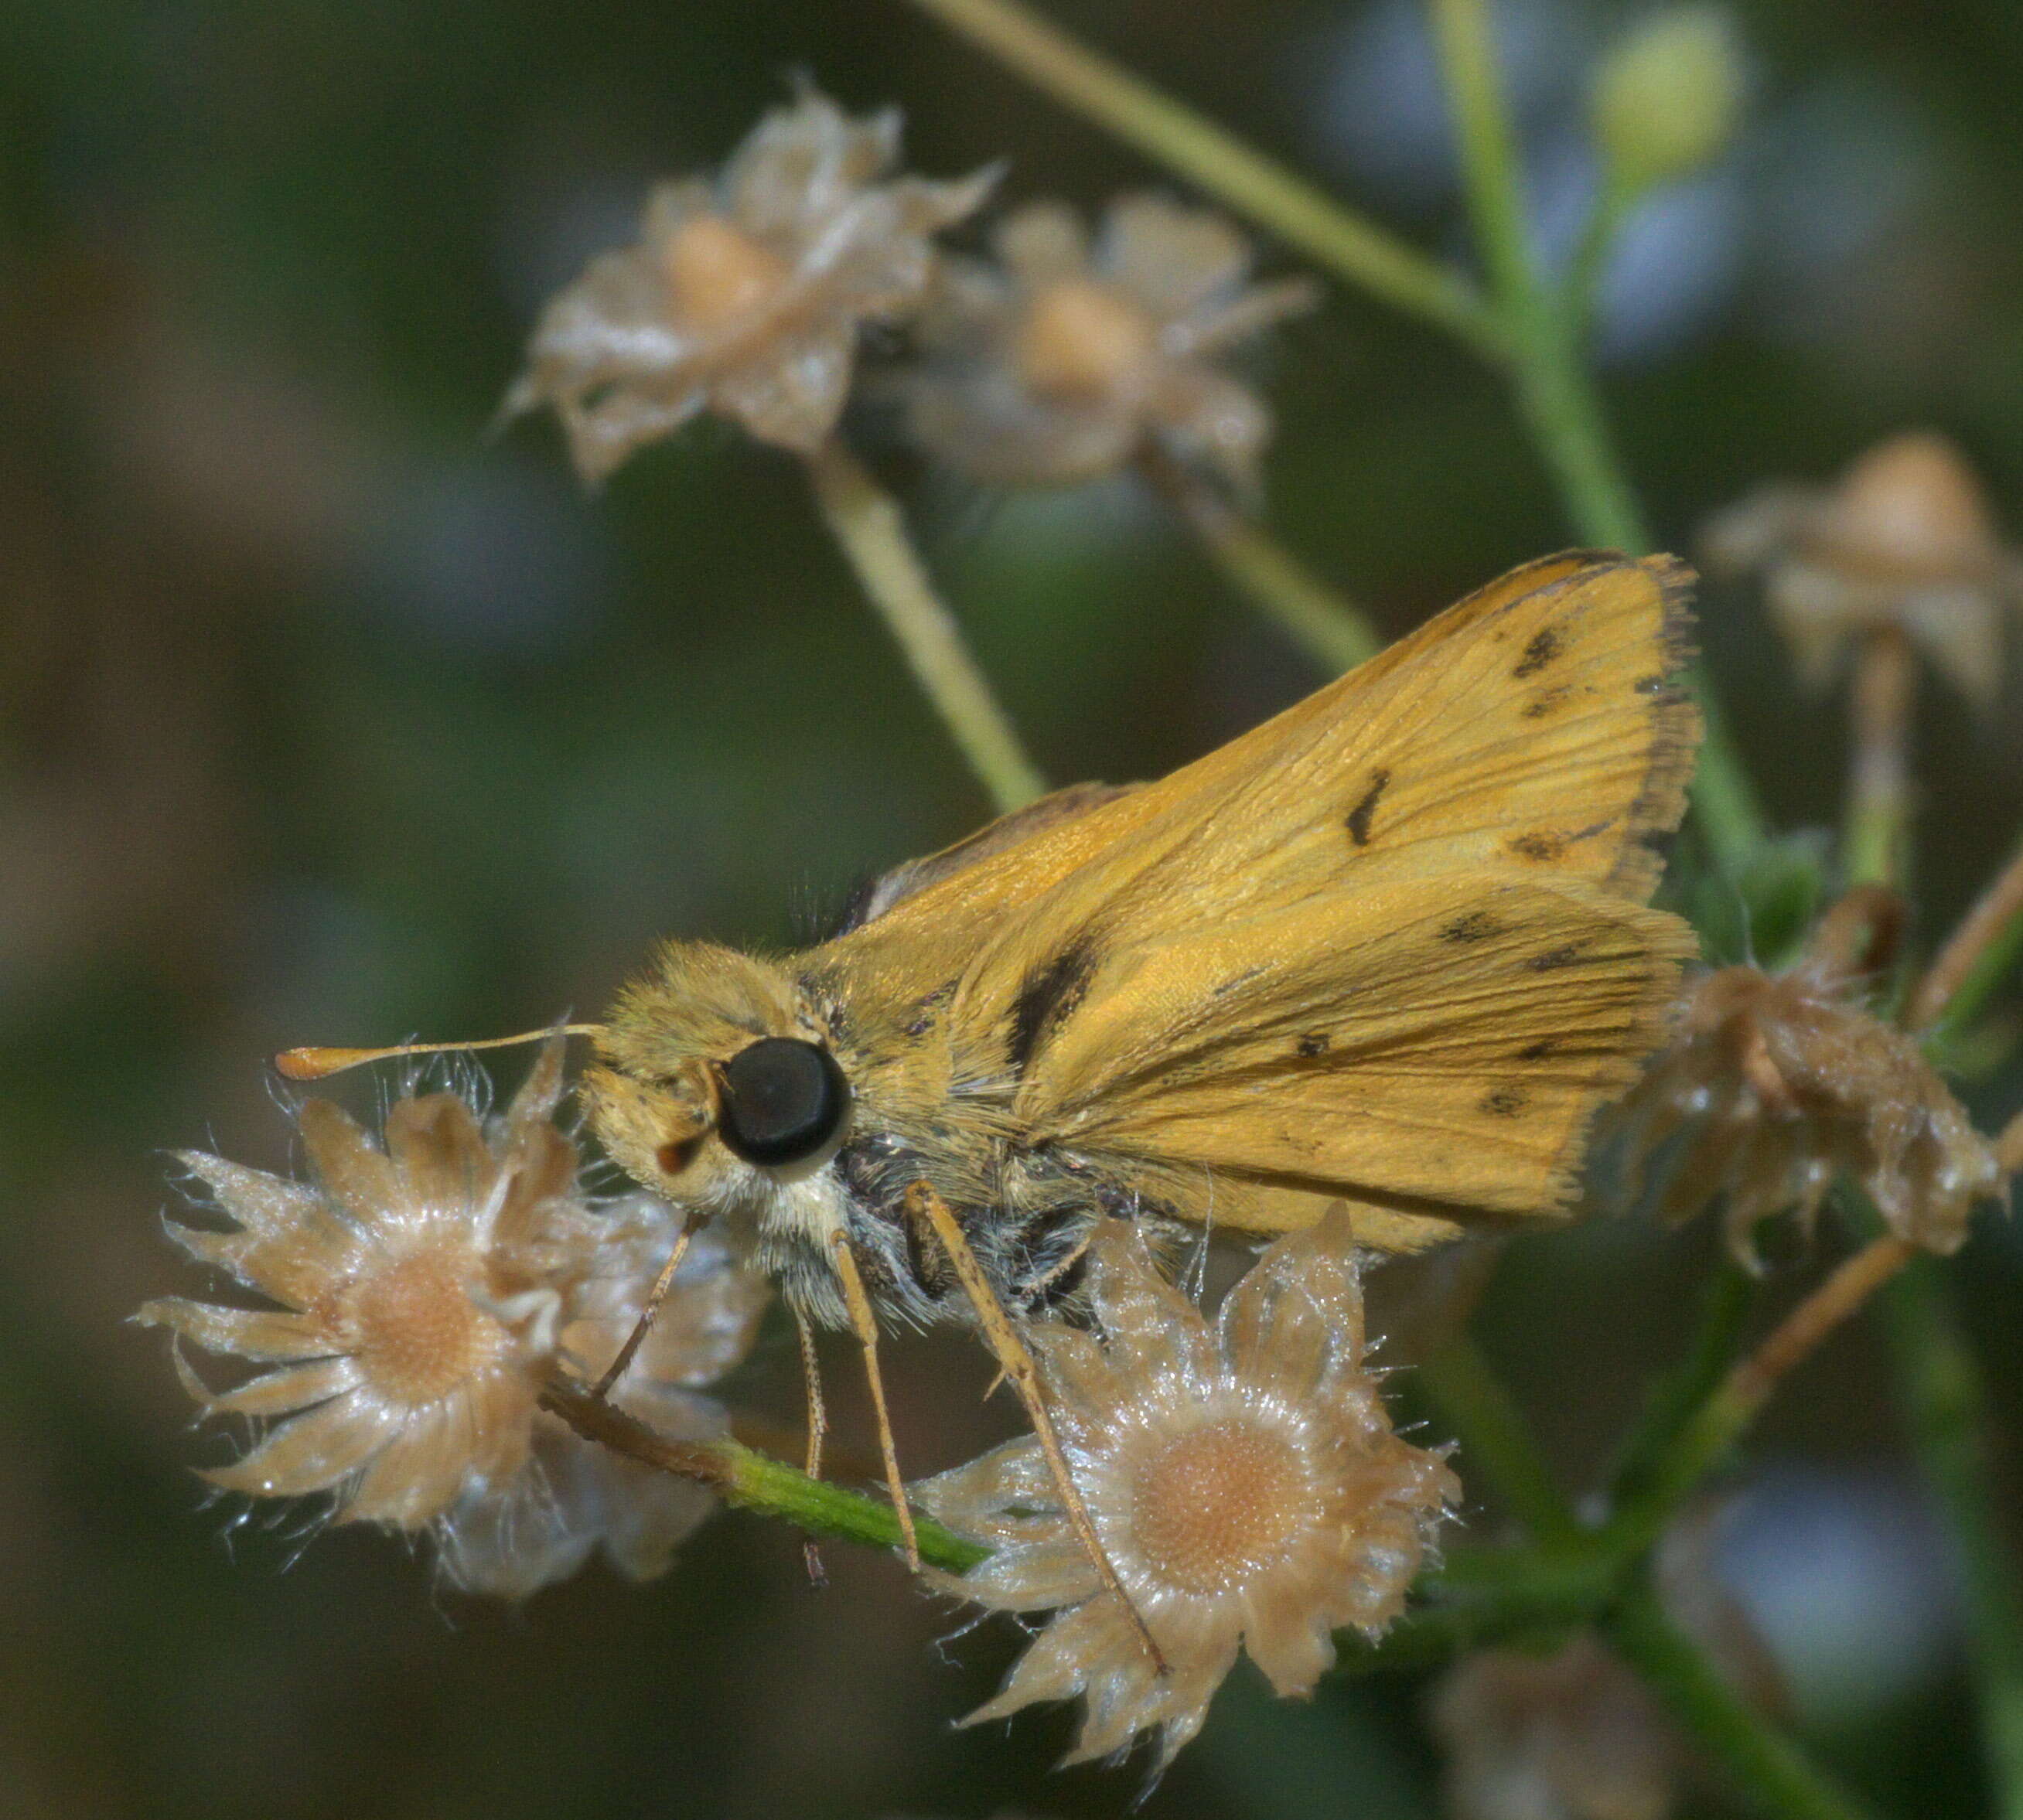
[794,1306,831,1587]
[828,1230,922,1571]
[593,1210,701,1398]
[901,1181,1167,1676]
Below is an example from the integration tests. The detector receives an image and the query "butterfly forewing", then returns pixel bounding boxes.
[822,551,1701,1246]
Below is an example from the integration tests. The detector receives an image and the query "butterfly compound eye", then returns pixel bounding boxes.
[716,1037,851,1167]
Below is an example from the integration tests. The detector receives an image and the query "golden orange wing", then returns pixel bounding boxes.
[824,552,1701,1241]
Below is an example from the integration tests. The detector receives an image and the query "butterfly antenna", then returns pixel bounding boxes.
[275,1024,605,1081]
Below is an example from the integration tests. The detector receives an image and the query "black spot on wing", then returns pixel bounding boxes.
[1007,939,1099,1073]
[1516,1038,1557,1061]
[1479,1086,1527,1116]
[1528,944,1585,973]
[1345,767,1392,847]
[1297,1032,1331,1058]
[1441,911,1503,943]
[1513,627,1563,678]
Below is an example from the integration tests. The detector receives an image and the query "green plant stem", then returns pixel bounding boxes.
[1606,1583,1881,1820]
[1140,452,1380,672]
[1427,0,1646,556]
[807,441,1046,815]
[1881,1256,2023,1820]
[1605,1233,1916,1563]
[1564,170,1632,334]
[904,0,1506,360]
[542,1377,988,1571]
[1416,1336,1581,1545]
[1843,626,1916,891]
[1607,1254,1759,1511]
[1424,0,1766,876]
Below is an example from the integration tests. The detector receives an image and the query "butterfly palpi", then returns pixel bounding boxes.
[285,550,1701,1659]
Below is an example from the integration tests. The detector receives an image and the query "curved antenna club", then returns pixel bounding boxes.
[274,1024,606,1082]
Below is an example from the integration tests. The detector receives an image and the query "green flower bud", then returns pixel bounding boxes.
[1592,8,1745,196]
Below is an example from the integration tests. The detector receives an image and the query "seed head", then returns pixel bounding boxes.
[1609,896,2004,1262]
[506,87,993,482]
[899,194,1317,493]
[915,1209,1455,1770]
[139,1041,770,1592]
[1704,433,2023,707]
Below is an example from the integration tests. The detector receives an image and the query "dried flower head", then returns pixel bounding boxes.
[916,1209,1456,1770]
[1704,432,2023,707]
[1610,892,2004,1261]
[1434,1634,1684,1820]
[1430,1510,1782,1820]
[441,1213,770,1597]
[138,1042,771,1591]
[899,194,1317,492]
[506,87,993,482]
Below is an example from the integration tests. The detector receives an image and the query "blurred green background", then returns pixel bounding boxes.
[2,2,2019,1815]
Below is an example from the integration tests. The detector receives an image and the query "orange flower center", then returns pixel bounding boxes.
[1131,1416,1313,1594]
[1014,278,1158,400]
[347,1246,501,1406]
[660,213,792,336]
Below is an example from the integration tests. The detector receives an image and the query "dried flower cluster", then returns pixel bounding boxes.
[506,90,1314,501]
[1705,432,2023,707]
[917,1210,1456,1769]
[139,1041,769,1593]
[1430,1513,1784,1820]
[505,88,994,480]
[899,196,1316,492]
[1611,895,2004,1261]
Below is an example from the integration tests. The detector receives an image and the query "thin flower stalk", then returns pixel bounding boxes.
[1909,833,2023,1034]
[806,441,1046,813]
[1606,1233,1918,1563]
[541,1375,988,1571]
[1138,449,1379,672]
[1844,625,1916,889]
[905,0,1505,358]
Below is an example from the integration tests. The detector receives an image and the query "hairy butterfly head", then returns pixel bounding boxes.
[583,939,853,1198]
